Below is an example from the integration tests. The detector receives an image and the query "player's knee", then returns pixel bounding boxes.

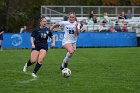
[68,50,74,55]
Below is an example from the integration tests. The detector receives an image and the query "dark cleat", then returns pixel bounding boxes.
[60,66,64,70]
[60,63,68,70]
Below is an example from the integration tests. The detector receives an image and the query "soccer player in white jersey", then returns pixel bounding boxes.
[50,12,80,70]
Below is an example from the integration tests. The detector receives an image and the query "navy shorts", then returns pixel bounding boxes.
[32,45,48,51]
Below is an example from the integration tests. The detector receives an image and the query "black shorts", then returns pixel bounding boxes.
[0,35,3,40]
[32,45,48,51]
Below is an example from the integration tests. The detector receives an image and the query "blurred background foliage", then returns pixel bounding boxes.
[0,0,140,33]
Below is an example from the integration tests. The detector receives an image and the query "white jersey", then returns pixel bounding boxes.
[59,21,80,45]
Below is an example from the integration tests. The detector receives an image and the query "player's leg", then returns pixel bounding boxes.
[32,49,46,77]
[23,50,39,72]
[61,43,75,70]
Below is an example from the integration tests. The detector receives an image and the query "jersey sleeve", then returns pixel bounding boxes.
[58,21,66,26]
[31,29,37,37]
[48,31,53,38]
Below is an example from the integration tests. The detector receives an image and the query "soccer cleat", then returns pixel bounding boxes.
[60,66,64,70]
[32,73,37,78]
[60,63,68,70]
[23,63,27,72]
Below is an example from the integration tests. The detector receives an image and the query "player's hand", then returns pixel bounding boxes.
[75,22,80,35]
[51,42,55,48]
[32,44,35,48]
[75,22,78,27]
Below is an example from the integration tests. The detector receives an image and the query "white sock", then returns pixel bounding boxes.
[62,52,71,67]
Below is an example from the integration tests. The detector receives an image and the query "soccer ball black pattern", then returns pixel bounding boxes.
[62,68,71,78]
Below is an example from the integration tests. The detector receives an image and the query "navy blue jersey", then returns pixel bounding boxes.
[31,27,53,46]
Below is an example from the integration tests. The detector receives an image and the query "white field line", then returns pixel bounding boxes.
[8,70,38,84]
[18,78,37,84]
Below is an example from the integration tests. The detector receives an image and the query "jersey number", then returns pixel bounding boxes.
[41,33,47,39]
[69,30,74,34]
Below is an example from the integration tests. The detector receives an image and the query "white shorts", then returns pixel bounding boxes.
[62,41,76,50]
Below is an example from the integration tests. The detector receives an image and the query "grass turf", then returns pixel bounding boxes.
[0,47,140,93]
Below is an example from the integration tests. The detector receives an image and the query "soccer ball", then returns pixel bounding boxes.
[62,68,71,78]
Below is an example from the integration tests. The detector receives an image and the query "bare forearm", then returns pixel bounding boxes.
[51,36,55,43]
[50,23,60,31]
[51,36,55,47]
[75,26,80,35]
[0,31,4,35]
[30,37,34,45]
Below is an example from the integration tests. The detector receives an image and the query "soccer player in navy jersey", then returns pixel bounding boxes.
[23,17,55,78]
[50,12,80,70]
[0,25,5,51]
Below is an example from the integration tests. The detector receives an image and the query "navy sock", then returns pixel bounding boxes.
[33,62,42,74]
[0,45,1,48]
[27,59,33,67]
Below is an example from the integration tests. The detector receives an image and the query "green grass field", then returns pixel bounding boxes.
[0,47,140,93]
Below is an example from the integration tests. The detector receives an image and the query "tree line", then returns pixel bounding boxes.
[0,0,140,32]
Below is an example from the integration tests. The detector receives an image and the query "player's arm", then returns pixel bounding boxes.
[48,30,55,47]
[30,37,35,48]
[50,22,60,31]
[30,29,37,48]
[50,36,55,47]
[0,31,4,35]
[74,22,80,35]
[0,26,5,35]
